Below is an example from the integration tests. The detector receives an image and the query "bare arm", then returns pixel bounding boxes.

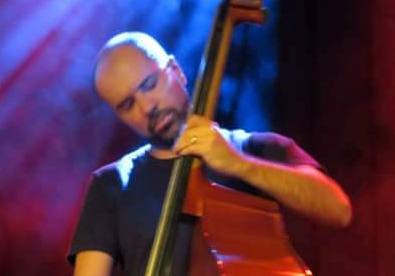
[234,155,352,227]
[173,115,352,227]
[74,251,114,276]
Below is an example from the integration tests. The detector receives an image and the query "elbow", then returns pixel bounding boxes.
[316,195,352,227]
[333,199,353,227]
[326,180,353,227]
[341,201,353,227]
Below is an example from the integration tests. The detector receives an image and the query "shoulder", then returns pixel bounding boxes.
[219,128,301,164]
[219,128,293,153]
[246,132,295,149]
[218,128,251,152]
[236,130,294,162]
[92,144,151,189]
[243,131,321,168]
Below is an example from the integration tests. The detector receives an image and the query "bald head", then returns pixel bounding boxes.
[97,32,170,70]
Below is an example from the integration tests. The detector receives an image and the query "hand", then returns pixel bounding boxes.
[173,115,244,176]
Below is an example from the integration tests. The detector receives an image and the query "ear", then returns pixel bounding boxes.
[167,55,187,86]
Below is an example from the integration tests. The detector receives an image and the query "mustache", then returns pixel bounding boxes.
[147,106,187,135]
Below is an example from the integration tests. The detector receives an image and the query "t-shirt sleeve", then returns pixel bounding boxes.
[244,132,322,169]
[67,172,121,265]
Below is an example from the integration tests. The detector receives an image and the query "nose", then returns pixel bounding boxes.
[134,92,156,116]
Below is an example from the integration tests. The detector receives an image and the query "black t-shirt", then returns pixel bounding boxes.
[67,131,319,275]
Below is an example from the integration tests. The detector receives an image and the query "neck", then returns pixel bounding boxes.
[149,146,178,159]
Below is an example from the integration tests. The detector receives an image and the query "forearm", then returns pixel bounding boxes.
[233,154,352,227]
[74,251,114,276]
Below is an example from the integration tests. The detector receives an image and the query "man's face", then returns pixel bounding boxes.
[95,46,190,148]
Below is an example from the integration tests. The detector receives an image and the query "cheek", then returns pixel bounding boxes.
[168,82,187,104]
[118,112,148,136]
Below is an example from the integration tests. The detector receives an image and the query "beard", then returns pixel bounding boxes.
[147,102,189,149]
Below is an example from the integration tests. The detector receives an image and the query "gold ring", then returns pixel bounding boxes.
[190,135,198,144]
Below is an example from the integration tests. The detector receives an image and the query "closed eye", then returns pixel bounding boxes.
[138,72,159,92]
[116,96,135,112]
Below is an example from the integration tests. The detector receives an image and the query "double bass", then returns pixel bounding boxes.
[146,1,312,275]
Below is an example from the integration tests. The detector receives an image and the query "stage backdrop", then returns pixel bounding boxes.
[1,0,395,275]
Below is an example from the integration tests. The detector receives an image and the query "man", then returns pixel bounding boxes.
[68,32,352,275]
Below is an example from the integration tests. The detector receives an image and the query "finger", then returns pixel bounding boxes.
[184,115,217,130]
[175,138,205,157]
[173,133,201,154]
[181,126,216,139]
[174,128,216,153]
